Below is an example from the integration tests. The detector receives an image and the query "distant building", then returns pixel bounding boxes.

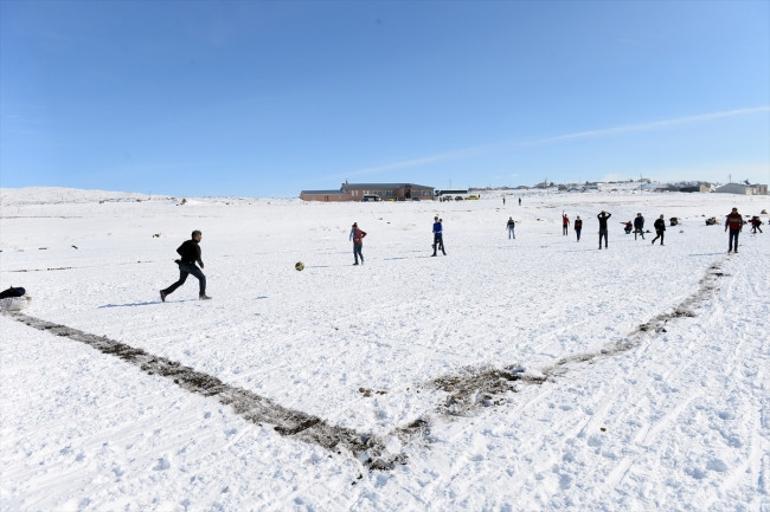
[298,189,352,202]
[300,182,434,202]
[714,183,768,195]
[679,183,712,193]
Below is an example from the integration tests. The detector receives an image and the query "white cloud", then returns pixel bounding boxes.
[332,105,770,180]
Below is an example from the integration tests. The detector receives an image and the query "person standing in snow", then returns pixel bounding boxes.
[506,217,516,239]
[597,211,612,249]
[633,213,645,240]
[574,216,583,241]
[518,197,522,206]
[160,230,210,301]
[502,196,506,206]
[432,216,446,256]
[725,208,743,253]
[349,222,367,265]
[562,213,570,236]
[651,215,666,245]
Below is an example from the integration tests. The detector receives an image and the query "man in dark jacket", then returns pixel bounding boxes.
[432,216,446,256]
[725,208,743,253]
[160,230,210,301]
[597,211,611,249]
[350,222,367,265]
[574,216,583,241]
[651,215,666,245]
[506,217,516,239]
[633,213,645,240]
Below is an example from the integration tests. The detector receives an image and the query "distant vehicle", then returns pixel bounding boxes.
[362,195,381,202]
[455,196,464,201]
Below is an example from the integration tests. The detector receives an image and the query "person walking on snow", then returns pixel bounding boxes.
[562,213,570,236]
[597,211,612,249]
[507,217,516,239]
[160,230,210,301]
[633,213,645,240]
[349,222,367,265]
[725,208,743,253]
[651,215,666,245]
[432,216,446,256]
[574,216,583,241]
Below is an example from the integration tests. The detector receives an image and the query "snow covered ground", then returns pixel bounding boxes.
[1,187,768,511]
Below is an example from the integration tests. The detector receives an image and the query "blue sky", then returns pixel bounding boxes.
[1,0,768,197]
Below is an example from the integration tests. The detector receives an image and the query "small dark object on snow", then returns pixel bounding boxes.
[152,233,161,238]
[705,217,718,226]
[669,217,679,226]
[71,244,78,250]
[38,247,48,250]
[761,209,767,214]
[0,287,25,299]
[600,427,607,432]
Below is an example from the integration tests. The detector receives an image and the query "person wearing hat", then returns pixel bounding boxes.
[725,207,743,253]
[349,222,367,265]
[651,215,666,245]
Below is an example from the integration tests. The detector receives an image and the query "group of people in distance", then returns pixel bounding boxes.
[157,206,758,301]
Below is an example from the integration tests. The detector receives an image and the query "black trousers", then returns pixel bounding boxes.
[728,230,740,252]
[575,228,581,241]
[163,262,206,296]
[563,225,568,235]
[598,229,608,248]
[651,230,664,245]
[432,234,446,255]
[353,242,364,264]
[634,228,645,240]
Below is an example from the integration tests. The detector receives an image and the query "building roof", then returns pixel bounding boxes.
[342,182,434,190]
[300,189,347,195]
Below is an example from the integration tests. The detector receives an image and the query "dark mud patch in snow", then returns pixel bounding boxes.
[5,313,404,471]
[432,366,546,415]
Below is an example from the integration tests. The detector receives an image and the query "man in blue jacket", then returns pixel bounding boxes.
[432,216,446,256]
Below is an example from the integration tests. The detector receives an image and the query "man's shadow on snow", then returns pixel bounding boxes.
[98,299,196,308]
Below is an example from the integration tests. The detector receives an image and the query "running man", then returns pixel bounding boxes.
[160,230,210,301]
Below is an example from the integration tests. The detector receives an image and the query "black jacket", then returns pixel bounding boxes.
[597,212,612,230]
[654,219,666,232]
[176,239,203,267]
[634,216,644,229]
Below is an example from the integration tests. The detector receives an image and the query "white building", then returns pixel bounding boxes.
[714,183,768,195]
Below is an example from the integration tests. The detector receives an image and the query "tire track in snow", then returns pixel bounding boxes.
[401,260,726,442]
[4,312,405,471]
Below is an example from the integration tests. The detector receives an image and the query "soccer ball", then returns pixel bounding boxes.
[294,261,304,271]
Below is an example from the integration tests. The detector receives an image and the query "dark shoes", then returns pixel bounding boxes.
[199,295,212,300]
[160,290,167,302]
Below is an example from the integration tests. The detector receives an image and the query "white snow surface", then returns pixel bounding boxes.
[1,188,769,511]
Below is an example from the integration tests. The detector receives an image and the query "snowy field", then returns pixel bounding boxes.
[1,187,769,511]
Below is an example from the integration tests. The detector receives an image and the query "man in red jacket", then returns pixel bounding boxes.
[725,207,743,253]
[349,222,367,265]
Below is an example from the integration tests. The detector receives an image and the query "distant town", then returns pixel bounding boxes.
[300,179,768,201]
